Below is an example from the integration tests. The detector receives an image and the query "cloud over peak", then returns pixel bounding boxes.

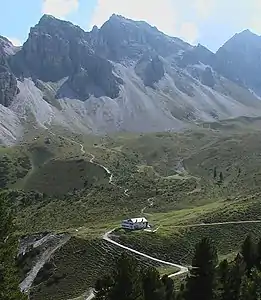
[89,0,218,44]
[89,0,261,47]
[8,37,22,47]
[42,0,79,18]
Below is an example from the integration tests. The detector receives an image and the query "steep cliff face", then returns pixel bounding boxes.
[0,35,18,56]
[177,44,215,68]
[89,14,191,63]
[215,30,261,95]
[0,37,19,107]
[11,15,123,100]
[0,42,21,145]
[11,15,88,81]
[135,54,165,87]
[1,15,261,145]
[0,67,19,107]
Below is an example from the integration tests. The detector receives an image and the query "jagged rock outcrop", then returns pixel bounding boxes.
[188,65,216,88]
[1,15,261,145]
[135,54,165,87]
[177,44,215,68]
[200,67,215,88]
[11,15,88,81]
[11,15,123,99]
[59,63,123,100]
[0,67,19,107]
[94,14,190,61]
[0,38,19,107]
[216,30,261,95]
[0,35,17,56]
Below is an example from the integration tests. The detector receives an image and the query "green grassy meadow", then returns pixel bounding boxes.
[3,116,261,299]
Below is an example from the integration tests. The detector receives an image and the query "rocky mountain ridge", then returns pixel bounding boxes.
[1,14,261,144]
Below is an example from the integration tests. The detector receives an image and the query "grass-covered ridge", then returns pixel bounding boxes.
[23,159,109,195]
[5,119,261,235]
[4,116,261,299]
[29,237,165,300]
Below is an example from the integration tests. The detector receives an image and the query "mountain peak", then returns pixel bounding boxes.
[231,29,260,43]
[91,25,99,32]
[232,29,260,42]
[39,14,58,24]
[3,13,261,142]
[238,29,258,36]
[108,14,133,23]
[0,35,12,44]
[109,13,123,20]
[106,13,157,31]
[215,27,261,96]
[31,14,86,42]
[0,35,17,56]
[97,13,191,62]
[218,28,261,53]
[37,14,80,31]
[41,14,56,20]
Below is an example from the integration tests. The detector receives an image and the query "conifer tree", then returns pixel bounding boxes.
[162,274,175,300]
[240,275,255,300]
[216,259,229,300]
[251,268,261,298]
[142,267,164,300]
[241,234,256,275]
[218,259,229,285]
[221,254,245,300]
[255,239,261,270]
[213,167,217,179]
[95,253,143,300]
[184,238,218,300]
[239,269,261,300]
[95,275,114,300]
[219,172,224,182]
[111,253,143,300]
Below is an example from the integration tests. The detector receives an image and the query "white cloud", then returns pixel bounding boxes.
[89,0,261,47]
[90,0,201,44]
[194,0,216,19]
[249,17,261,34]
[42,0,79,18]
[179,22,199,44]
[90,0,177,36]
[8,37,22,46]
[245,0,261,33]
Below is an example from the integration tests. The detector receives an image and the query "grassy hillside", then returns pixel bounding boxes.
[4,116,261,299]
[8,117,261,234]
[0,146,31,188]
[0,132,110,196]
[184,132,261,197]
[113,197,261,266]
[23,159,109,195]
[29,237,163,300]
[113,222,261,267]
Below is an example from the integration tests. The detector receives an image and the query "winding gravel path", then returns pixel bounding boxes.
[103,230,189,278]
[56,135,261,300]
[46,131,187,300]
[173,219,261,228]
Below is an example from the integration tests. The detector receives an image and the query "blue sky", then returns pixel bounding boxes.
[0,0,96,45]
[1,0,261,52]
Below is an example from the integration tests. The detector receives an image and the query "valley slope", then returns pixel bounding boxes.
[2,117,261,299]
